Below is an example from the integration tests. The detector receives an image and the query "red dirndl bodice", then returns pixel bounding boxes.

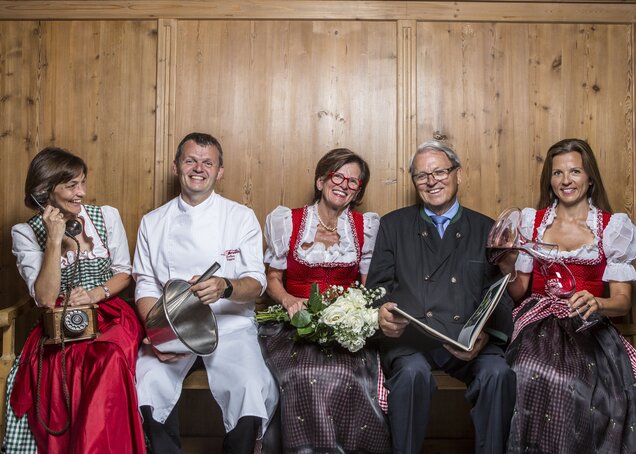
[285,206,365,298]
[530,206,611,297]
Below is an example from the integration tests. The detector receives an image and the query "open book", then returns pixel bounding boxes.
[391,273,511,352]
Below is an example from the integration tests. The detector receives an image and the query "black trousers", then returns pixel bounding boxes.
[141,405,260,454]
[384,347,516,454]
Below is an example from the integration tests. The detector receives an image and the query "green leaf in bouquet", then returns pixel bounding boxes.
[307,282,326,312]
[291,309,312,328]
[297,324,316,336]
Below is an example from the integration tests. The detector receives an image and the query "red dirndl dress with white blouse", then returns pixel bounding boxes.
[506,206,636,454]
[259,206,391,453]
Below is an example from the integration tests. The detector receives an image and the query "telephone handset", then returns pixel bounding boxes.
[30,193,83,237]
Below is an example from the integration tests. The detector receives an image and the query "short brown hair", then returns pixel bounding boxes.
[537,138,612,213]
[313,148,370,207]
[24,147,87,210]
[175,132,224,166]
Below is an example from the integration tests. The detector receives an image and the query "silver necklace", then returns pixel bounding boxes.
[317,213,337,232]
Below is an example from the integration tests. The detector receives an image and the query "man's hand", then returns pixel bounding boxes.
[379,302,410,338]
[444,331,490,362]
[143,337,190,363]
[189,275,226,305]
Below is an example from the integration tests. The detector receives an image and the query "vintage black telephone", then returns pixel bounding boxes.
[30,192,98,344]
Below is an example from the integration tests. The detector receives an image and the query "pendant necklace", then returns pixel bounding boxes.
[317,213,338,232]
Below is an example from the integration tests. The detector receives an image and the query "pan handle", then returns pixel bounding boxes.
[193,262,221,285]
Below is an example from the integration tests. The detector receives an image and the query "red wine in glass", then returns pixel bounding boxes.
[542,261,599,332]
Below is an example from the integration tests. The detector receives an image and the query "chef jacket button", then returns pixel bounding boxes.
[426,311,433,318]
[453,315,461,321]
[456,232,461,239]
[451,276,457,283]
[424,275,430,281]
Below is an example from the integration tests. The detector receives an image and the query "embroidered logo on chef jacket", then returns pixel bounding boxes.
[223,249,241,261]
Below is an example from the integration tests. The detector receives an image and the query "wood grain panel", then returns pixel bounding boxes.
[0,20,157,308]
[37,20,158,248]
[0,1,635,23]
[417,22,633,219]
[0,21,41,304]
[172,20,397,222]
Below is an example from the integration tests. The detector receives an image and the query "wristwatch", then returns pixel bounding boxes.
[221,278,234,299]
[102,285,111,300]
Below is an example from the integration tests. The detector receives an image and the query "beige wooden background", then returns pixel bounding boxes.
[0,1,634,310]
[0,1,634,451]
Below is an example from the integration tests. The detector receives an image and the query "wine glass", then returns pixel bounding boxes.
[488,208,600,333]
[486,208,559,264]
[541,260,599,332]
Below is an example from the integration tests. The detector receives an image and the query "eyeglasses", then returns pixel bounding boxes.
[328,172,363,190]
[412,166,458,183]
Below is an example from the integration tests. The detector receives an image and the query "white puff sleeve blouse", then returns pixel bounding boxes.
[264,204,380,275]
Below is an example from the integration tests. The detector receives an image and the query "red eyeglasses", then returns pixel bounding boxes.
[328,172,363,190]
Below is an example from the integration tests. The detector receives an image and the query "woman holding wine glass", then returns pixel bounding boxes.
[496,138,636,453]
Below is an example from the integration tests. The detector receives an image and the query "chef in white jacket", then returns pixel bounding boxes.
[133,132,278,454]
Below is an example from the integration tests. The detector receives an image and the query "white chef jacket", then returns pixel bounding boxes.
[132,192,278,433]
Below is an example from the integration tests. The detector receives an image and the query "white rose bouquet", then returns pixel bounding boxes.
[256,282,386,353]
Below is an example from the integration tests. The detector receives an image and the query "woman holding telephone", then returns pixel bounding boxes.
[5,147,145,452]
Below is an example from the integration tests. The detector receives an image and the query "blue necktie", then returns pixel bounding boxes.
[430,215,448,238]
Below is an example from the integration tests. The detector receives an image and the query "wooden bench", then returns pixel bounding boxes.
[1,295,634,450]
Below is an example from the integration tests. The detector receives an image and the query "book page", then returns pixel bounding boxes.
[456,273,510,349]
[390,273,511,352]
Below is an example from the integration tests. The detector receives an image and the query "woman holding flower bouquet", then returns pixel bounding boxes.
[258,148,391,453]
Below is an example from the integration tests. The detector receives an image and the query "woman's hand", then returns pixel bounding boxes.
[41,205,68,244]
[568,290,601,320]
[66,287,98,306]
[282,296,307,318]
[495,250,519,275]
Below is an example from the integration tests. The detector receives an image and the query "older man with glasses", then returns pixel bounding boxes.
[366,140,516,454]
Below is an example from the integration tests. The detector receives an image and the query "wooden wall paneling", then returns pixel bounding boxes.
[0,21,41,305]
[0,20,157,309]
[397,20,418,207]
[1,1,635,23]
[417,22,634,219]
[173,20,397,222]
[531,24,633,213]
[492,24,535,212]
[36,20,158,253]
[580,24,634,215]
[155,18,178,207]
[417,22,505,216]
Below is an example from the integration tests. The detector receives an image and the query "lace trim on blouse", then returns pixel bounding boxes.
[515,200,636,282]
[264,204,380,274]
[60,206,109,268]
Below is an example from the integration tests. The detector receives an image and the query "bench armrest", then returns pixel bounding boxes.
[616,323,636,338]
[0,295,32,362]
